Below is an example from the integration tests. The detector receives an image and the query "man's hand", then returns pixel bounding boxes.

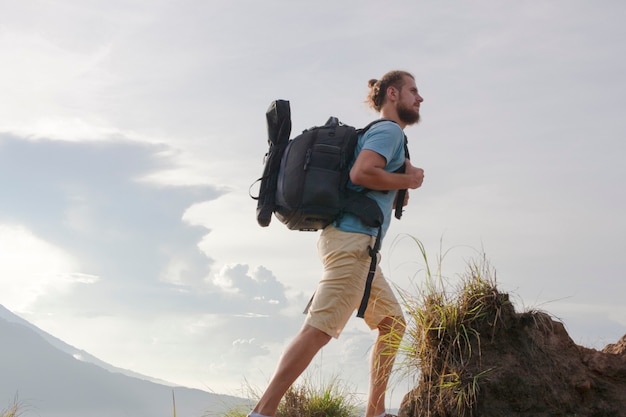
[404,159,424,189]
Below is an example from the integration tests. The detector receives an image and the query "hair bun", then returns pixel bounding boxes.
[368,78,379,88]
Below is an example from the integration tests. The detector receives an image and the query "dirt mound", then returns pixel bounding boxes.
[398,289,626,417]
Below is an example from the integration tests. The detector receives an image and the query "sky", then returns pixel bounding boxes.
[1,0,625,409]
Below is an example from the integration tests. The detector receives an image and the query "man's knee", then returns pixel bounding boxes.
[301,324,332,347]
[378,315,406,337]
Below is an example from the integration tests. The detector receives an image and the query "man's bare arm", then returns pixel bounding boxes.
[350,150,424,191]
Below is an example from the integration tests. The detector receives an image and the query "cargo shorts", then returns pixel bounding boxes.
[304,225,404,338]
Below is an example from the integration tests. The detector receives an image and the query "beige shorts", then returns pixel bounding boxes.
[305,225,404,338]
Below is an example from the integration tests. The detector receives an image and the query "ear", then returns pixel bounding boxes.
[386,86,399,102]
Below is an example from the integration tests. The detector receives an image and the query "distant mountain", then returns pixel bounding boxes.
[0,304,174,386]
[0,304,248,417]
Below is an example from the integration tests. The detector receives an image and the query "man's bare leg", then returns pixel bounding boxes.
[365,316,406,417]
[253,324,332,417]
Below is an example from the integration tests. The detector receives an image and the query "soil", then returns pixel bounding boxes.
[398,298,626,417]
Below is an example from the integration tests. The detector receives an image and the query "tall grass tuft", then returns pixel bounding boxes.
[276,375,359,417]
[1,394,27,417]
[213,375,359,417]
[393,236,509,417]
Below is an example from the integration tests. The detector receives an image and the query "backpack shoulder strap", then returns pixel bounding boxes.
[358,118,390,135]
[394,134,410,219]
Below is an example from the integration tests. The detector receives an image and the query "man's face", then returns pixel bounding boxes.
[396,76,423,126]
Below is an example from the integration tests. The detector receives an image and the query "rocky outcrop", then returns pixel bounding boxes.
[398,294,626,417]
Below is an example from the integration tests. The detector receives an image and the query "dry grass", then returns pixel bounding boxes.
[1,395,27,417]
[212,375,359,417]
[276,376,359,417]
[393,237,509,417]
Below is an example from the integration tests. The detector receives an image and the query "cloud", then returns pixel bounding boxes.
[0,224,90,312]
[183,193,324,299]
[0,130,306,391]
[213,264,288,308]
[0,134,221,312]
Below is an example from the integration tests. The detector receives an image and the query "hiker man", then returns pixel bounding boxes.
[250,70,424,417]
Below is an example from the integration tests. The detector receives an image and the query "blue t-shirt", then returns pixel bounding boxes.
[334,120,406,240]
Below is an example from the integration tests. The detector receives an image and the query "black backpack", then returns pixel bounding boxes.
[251,99,407,317]
[274,118,386,232]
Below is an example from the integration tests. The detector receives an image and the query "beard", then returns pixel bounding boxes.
[397,102,421,126]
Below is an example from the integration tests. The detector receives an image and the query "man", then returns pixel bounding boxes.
[250,70,425,417]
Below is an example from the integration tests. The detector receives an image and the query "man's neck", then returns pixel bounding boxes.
[379,107,405,129]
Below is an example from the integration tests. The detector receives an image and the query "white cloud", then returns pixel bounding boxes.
[160,256,203,287]
[213,264,246,294]
[212,264,288,312]
[0,224,96,312]
[230,338,270,360]
[183,192,323,296]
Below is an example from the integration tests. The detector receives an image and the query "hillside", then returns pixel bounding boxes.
[397,278,626,417]
[0,306,246,417]
[0,305,173,386]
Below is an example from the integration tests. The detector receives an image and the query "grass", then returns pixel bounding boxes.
[277,375,359,417]
[0,405,20,417]
[213,374,360,417]
[392,235,508,417]
[1,395,26,417]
